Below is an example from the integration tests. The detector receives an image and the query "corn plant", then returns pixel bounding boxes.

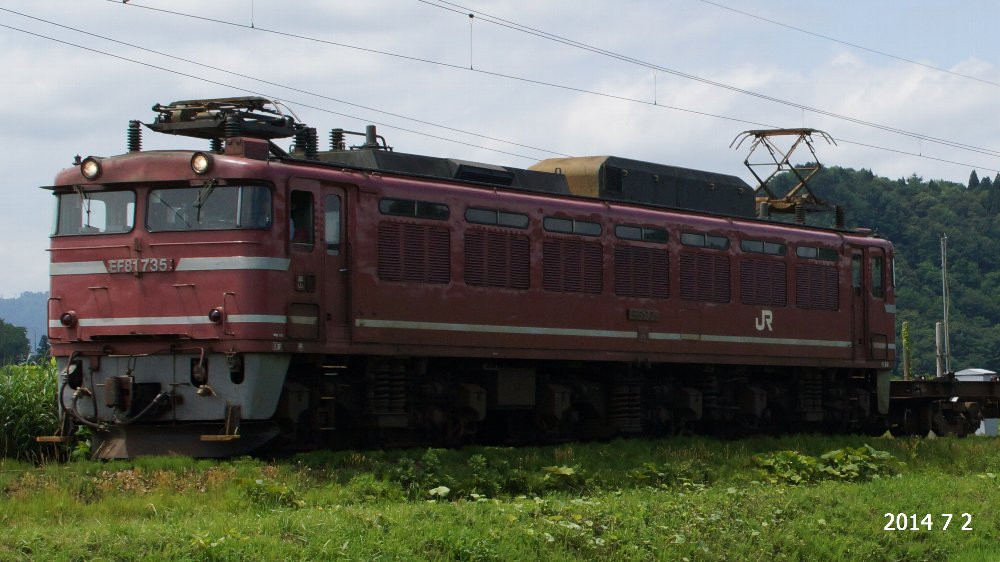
[0,360,60,462]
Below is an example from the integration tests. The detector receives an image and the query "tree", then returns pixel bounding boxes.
[0,318,29,365]
[988,179,1000,216]
[33,334,50,360]
[968,170,980,190]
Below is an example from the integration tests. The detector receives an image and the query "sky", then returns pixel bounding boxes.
[2,0,999,297]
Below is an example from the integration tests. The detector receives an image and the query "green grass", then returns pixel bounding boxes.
[2,435,999,560]
[0,361,60,462]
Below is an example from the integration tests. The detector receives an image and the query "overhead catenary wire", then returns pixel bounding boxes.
[91,1,777,131]
[103,0,1000,159]
[90,0,1000,172]
[0,7,568,159]
[699,0,1000,90]
[0,22,546,162]
[1,5,997,173]
[415,0,1000,160]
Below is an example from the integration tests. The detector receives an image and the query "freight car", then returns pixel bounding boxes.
[40,97,993,458]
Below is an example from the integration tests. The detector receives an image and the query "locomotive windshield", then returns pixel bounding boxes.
[146,183,272,232]
[54,188,135,236]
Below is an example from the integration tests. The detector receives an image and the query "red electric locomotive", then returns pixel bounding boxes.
[45,97,902,458]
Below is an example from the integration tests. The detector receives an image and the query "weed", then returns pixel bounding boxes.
[539,465,591,493]
[239,478,305,509]
[341,473,405,504]
[553,446,574,463]
[818,444,903,481]
[383,448,457,498]
[755,444,901,485]
[0,436,997,560]
[70,427,92,461]
[755,450,820,485]
[467,453,530,497]
[628,460,708,489]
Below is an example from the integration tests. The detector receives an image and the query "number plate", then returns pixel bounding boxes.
[105,258,175,274]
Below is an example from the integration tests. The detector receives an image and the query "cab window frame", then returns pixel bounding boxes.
[145,182,274,234]
[54,187,136,237]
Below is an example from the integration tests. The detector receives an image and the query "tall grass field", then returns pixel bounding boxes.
[0,362,59,462]
[2,363,998,560]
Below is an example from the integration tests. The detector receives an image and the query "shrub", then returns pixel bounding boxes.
[383,448,457,498]
[0,361,60,462]
[754,450,820,485]
[467,453,530,497]
[819,444,903,482]
[755,445,902,485]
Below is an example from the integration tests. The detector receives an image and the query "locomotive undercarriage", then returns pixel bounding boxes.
[267,355,989,453]
[57,352,994,459]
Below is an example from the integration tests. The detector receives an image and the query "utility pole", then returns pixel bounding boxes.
[901,321,911,380]
[941,234,951,374]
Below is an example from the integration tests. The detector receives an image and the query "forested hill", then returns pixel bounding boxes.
[775,166,1000,376]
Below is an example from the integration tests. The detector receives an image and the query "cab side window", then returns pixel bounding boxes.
[324,194,341,255]
[871,256,884,298]
[290,190,314,248]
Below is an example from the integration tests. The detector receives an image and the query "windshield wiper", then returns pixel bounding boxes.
[193,179,217,222]
[75,185,92,228]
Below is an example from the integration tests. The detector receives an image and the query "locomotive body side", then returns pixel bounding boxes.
[46,130,896,457]
[347,172,895,369]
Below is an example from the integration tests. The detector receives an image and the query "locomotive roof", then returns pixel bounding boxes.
[56,97,868,237]
[310,146,756,219]
[141,96,758,219]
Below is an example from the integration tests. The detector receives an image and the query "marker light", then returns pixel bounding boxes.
[191,152,212,175]
[60,311,78,327]
[80,157,101,180]
[208,307,224,323]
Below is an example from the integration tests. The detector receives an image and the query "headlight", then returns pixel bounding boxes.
[80,157,101,180]
[191,152,212,175]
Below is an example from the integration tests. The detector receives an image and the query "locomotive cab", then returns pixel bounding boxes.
[45,100,325,456]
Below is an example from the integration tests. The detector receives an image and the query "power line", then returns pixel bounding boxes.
[0,22,544,161]
[699,0,1000,90]
[415,0,1000,160]
[105,0,1000,163]
[0,7,568,159]
[2,6,996,173]
[834,138,998,174]
[97,0,776,130]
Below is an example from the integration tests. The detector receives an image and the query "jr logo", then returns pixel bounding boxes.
[755,309,773,332]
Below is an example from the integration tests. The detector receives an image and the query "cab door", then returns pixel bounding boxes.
[321,184,349,342]
[287,178,323,341]
[851,245,890,363]
[850,248,868,361]
[866,247,890,362]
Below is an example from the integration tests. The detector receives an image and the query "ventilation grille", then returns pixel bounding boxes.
[795,263,839,310]
[679,252,730,302]
[739,259,787,306]
[543,238,603,293]
[614,244,668,298]
[378,221,450,283]
[464,229,530,289]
